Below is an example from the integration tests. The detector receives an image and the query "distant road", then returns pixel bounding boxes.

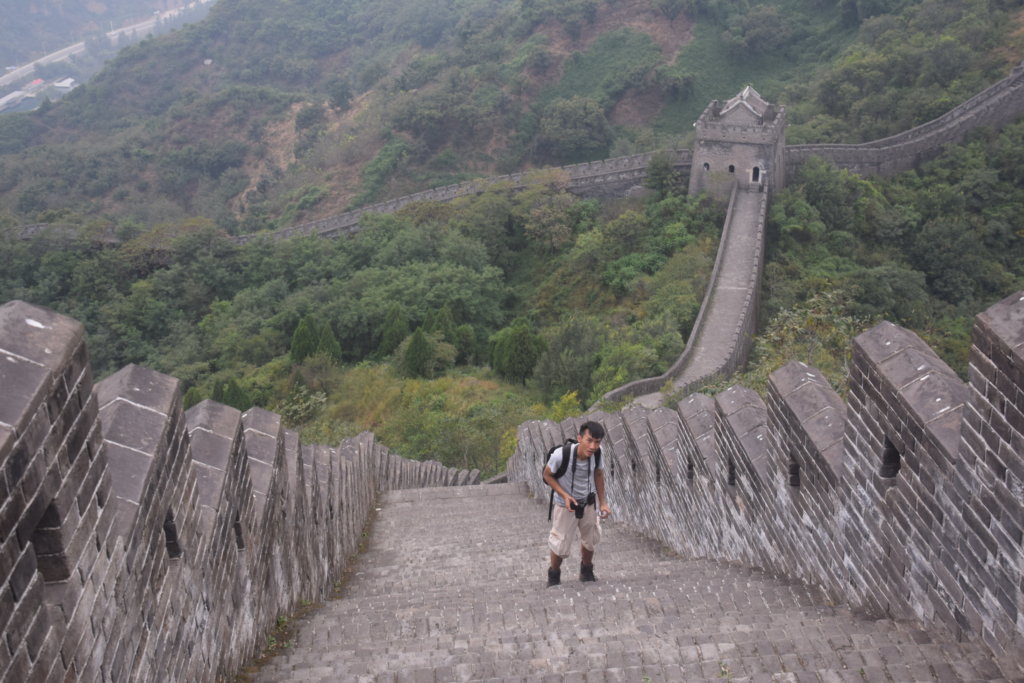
[0,1,211,89]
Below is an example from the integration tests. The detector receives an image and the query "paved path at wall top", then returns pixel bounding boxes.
[248,483,1016,682]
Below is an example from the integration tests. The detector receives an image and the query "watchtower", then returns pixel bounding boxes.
[689,86,786,202]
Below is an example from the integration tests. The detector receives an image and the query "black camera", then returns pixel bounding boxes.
[570,492,596,519]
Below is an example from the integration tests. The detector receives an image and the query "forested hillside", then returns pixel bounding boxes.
[1,0,1023,475]
[1,0,1019,231]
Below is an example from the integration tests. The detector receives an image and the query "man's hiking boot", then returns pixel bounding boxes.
[580,562,596,582]
[547,567,561,587]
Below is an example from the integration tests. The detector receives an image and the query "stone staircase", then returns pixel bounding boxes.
[247,483,1017,682]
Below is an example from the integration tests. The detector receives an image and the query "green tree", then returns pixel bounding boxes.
[397,327,456,378]
[183,386,204,410]
[722,5,792,54]
[378,303,411,357]
[523,192,577,252]
[490,319,545,384]
[295,103,326,131]
[315,321,343,362]
[401,327,433,378]
[424,304,456,342]
[453,323,482,365]
[290,315,341,364]
[326,77,353,110]
[533,315,604,402]
[212,377,252,411]
[644,152,683,199]
[535,96,612,164]
[290,315,321,364]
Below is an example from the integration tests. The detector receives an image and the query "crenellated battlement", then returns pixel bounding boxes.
[0,300,480,683]
[2,294,1023,680]
[508,290,1024,664]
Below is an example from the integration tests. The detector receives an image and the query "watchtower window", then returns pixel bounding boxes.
[686,459,694,480]
[879,437,902,478]
[703,162,710,171]
[728,164,735,173]
[752,167,760,182]
[163,510,183,559]
[727,461,736,486]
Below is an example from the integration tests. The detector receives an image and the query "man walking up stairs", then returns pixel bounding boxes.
[251,483,1016,682]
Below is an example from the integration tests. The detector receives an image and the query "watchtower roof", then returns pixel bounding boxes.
[720,86,771,118]
[697,85,781,130]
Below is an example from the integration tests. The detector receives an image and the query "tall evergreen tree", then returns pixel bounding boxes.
[489,319,545,385]
[212,377,251,411]
[379,303,411,357]
[453,323,481,365]
[291,315,342,364]
[315,321,343,362]
[401,327,433,378]
[424,304,456,342]
[290,315,321,364]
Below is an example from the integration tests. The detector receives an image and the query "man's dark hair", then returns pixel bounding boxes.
[579,420,605,440]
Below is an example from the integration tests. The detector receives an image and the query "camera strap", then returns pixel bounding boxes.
[569,449,592,505]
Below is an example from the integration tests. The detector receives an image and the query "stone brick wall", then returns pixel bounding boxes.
[234,149,694,245]
[231,63,1024,248]
[509,289,1024,665]
[786,62,1024,179]
[601,183,768,404]
[0,300,481,683]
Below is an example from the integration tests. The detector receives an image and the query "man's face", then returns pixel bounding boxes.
[577,431,602,459]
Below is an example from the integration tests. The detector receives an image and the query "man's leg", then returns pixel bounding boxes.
[547,507,576,586]
[550,552,563,570]
[579,507,600,582]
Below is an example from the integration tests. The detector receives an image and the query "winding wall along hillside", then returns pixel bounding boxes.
[233,63,1024,411]
[600,182,768,408]
[234,61,1024,247]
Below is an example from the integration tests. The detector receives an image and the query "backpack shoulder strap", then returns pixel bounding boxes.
[552,441,574,479]
[546,440,575,521]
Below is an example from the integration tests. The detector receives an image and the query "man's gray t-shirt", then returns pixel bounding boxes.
[547,443,602,507]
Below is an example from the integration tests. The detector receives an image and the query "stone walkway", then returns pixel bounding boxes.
[634,187,766,409]
[249,483,1020,682]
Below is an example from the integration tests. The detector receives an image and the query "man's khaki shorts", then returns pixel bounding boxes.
[548,502,601,558]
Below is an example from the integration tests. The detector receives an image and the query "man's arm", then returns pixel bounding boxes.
[595,467,610,519]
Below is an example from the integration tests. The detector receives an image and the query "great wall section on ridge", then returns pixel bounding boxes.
[2,64,1024,681]
[234,61,1024,408]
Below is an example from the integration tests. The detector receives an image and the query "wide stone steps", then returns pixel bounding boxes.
[248,483,1014,682]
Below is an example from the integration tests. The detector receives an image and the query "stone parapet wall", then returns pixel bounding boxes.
[601,183,768,404]
[786,62,1024,178]
[234,150,693,244]
[509,289,1024,664]
[694,122,784,144]
[0,300,481,683]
